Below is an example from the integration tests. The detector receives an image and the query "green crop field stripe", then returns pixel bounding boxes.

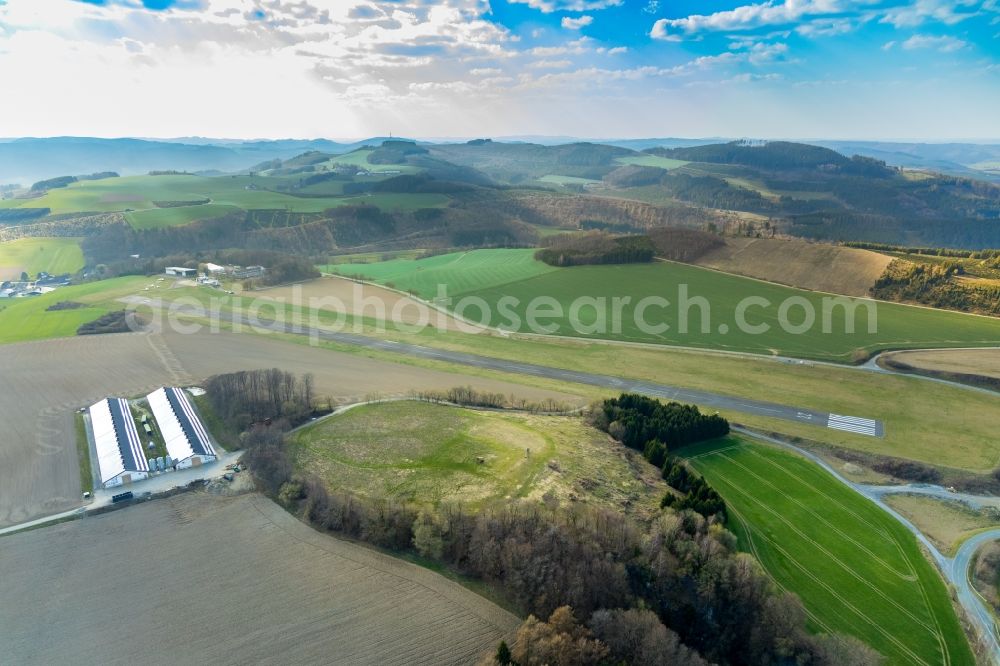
[706,463,933,630]
[685,438,972,665]
[715,451,916,580]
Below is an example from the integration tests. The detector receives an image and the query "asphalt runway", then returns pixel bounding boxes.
[133,298,886,438]
[253,317,887,438]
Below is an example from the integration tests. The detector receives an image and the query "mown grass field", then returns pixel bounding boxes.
[0,237,84,278]
[684,437,973,666]
[329,249,1000,362]
[0,276,148,344]
[289,400,664,514]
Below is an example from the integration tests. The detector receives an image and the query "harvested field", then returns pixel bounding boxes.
[883,494,1000,555]
[0,492,518,665]
[880,348,1000,382]
[693,237,891,297]
[0,330,583,529]
[254,276,477,333]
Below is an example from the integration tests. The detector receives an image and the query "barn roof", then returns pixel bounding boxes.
[89,398,149,484]
[147,387,216,462]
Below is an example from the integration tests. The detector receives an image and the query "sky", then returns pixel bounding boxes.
[0,0,997,140]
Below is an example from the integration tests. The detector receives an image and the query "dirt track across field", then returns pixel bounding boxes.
[694,237,891,297]
[0,330,582,529]
[0,492,519,665]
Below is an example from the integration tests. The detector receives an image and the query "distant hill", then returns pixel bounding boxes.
[596,140,1000,248]
[815,141,1000,182]
[429,140,635,183]
[647,140,893,175]
[0,136,413,185]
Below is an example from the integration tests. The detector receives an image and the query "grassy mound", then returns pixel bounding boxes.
[289,400,664,514]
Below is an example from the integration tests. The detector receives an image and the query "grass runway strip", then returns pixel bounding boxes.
[684,437,974,666]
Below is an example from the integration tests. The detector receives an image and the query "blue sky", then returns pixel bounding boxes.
[0,0,997,139]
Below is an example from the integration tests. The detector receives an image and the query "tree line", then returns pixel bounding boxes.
[872,259,1000,316]
[660,459,727,521]
[204,368,320,435]
[535,232,655,266]
[591,394,730,452]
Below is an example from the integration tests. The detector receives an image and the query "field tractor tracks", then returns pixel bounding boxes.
[145,332,194,386]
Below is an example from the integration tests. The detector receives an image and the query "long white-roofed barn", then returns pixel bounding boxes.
[146,387,217,469]
[88,398,150,488]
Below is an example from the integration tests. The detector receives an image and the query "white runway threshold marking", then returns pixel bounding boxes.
[827,414,880,437]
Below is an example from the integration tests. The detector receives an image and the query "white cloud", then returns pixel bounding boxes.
[651,0,869,39]
[881,0,983,28]
[0,0,521,137]
[507,0,621,12]
[901,33,970,51]
[529,58,573,68]
[529,37,593,56]
[607,46,628,55]
[795,17,856,35]
[747,41,789,64]
[561,15,594,30]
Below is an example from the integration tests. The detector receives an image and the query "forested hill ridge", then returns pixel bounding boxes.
[4,137,1000,251]
[647,140,892,175]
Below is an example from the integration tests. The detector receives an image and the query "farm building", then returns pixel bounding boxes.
[203,262,225,274]
[164,266,196,277]
[88,398,150,488]
[146,387,217,469]
[229,265,265,279]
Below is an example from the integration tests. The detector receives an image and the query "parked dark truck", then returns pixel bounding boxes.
[111,491,134,504]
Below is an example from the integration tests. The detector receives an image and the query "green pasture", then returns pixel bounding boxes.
[329,248,558,296]
[0,238,84,277]
[126,203,241,229]
[327,249,1000,362]
[0,276,148,344]
[1,173,446,228]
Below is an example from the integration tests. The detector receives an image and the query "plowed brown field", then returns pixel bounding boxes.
[0,492,518,664]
